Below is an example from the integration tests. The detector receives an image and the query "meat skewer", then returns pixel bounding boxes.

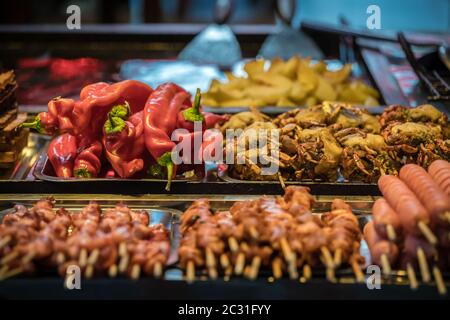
[0,200,170,281]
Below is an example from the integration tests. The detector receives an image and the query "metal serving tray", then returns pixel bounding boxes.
[0,202,182,267]
[203,105,387,115]
[27,149,381,196]
[220,171,380,196]
[0,195,447,299]
[33,151,200,184]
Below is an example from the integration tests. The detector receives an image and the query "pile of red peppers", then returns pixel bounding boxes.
[24,80,228,190]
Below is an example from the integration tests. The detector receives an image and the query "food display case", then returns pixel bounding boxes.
[0,0,449,303]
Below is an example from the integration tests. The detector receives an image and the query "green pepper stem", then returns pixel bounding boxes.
[74,168,92,178]
[182,88,205,122]
[165,162,173,192]
[193,88,201,113]
[157,151,174,191]
[21,116,44,134]
[110,102,130,119]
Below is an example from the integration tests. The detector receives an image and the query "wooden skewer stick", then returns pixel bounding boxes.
[416,247,431,283]
[224,266,233,277]
[432,266,447,296]
[186,260,195,283]
[287,253,298,279]
[108,264,118,278]
[87,249,100,266]
[443,211,450,223]
[118,254,129,273]
[272,258,283,279]
[249,226,259,240]
[406,263,418,290]
[131,264,141,280]
[0,236,11,250]
[240,242,249,252]
[386,224,397,242]
[417,221,438,245]
[118,242,127,257]
[0,267,23,281]
[244,266,252,279]
[249,256,261,280]
[153,262,163,278]
[85,264,94,279]
[78,248,88,268]
[234,252,246,275]
[22,251,36,264]
[220,254,230,270]
[205,248,218,279]
[333,248,342,267]
[277,172,286,189]
[208,267,218,279]
[280,237,294,262]
[1,250,18,265]
[0,265,8,278]
[321,247,336,283]
[380,254,391,277]
[303,264,312,280]
[320,247,334,269]
[205,248,216,268]
[56,252,65,265]
[351,260,365,283]
[228,237,239,253]
[325,266,336,283]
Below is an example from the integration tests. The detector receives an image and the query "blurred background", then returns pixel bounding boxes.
[1,0,449,32]
[0,0,449,108]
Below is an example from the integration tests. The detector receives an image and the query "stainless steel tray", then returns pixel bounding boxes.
[0,195,448,299]
[0,202,182,267]
[220,171,380,196]
[203,105,387,115]
[33,150,200,183]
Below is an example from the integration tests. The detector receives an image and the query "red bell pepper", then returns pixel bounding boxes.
[47,133,78,178]
[143,83,191,190]
[73,80,153,137]
[23,80,153,137]
[79,82,110,100]
[22,97,76,135]
[73,140,103,178]
[103,104,145,178]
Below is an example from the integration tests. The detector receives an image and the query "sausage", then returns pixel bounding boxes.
[372,198,401,240]
[428,160,450,197]
[400,164,450,227]
[363,220,399,265]
[378,175,429,235]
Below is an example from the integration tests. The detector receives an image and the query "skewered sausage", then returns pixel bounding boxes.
[378,175,430,236]
[372,198,402,240]
[400,164,450,227]
[363,220,399,265]
[428,160,450,197]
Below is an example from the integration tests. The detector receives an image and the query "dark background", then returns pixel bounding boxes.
[1,0,449,33]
